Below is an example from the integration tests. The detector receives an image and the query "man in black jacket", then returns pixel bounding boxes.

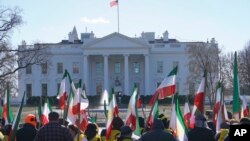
[140,118,176,141]
[16,114,38,141]
[188,114,216,141]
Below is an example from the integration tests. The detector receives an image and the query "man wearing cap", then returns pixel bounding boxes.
[188,114,215,141]
[15,114,38,141]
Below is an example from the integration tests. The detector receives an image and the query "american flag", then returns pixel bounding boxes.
[110,0,118,7]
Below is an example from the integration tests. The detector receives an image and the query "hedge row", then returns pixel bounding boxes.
[26,95,194,107]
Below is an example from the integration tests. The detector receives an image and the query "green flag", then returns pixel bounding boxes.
[10,92,26,141]
[233,51,241,120]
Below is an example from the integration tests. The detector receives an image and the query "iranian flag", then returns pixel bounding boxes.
[149,66,178,105]
[40,98,52,125]
[2,84,14,124]
[146,96,159,129]
[213,81,222,125]
[106,94,116,140]
[216,104,223,132]
[240,95,249,117]
[183,99,191,128]
[233,52,241,120]
[72,80,82,115]
[169,94,188,141]
[125,85,141,135]
[57,70,68,109]
[190,74,205,128]
[9,92,25,141]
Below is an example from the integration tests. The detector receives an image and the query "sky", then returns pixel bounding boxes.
[2,0,250,53]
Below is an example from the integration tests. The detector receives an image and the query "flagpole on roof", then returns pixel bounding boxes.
[117,0,120,33]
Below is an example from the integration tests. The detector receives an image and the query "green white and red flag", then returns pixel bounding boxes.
[149,66,178,105]
[125,85,141,135]
[9,92,26,141]
[183,99,191,128]
[40,97,52,125]
[233,52,241,120]
[169,94,188,141]
[106,93,118,140]
[190,74,205,128]
[2,84,14,124]
[146,95,159,129]
[57,70,68,109]
[240,95,249,117]
[213,81,222,125]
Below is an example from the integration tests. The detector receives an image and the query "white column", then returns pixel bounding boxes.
[124,54,129,95]
[144,54,150,95]
[83,55,89,95]
[104,54,109,91]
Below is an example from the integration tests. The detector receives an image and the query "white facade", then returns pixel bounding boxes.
[14,28,214,103]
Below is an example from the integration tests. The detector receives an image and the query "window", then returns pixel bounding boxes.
[57,83,60,92]
[41,63,47,74]
[26,65,32,74]
[96,83,102,95]
[157,82,161,87]
[96,62,102,74]
[189,83,195,95]
[135,82,140,94]
[133,62,140,74]
[26,84,32,98]
[157,61,163,73]
[73,62,79,74]
[173,61,179,72]
[114,62,121,74]
[57,63,63,74]
[41,83,47,97]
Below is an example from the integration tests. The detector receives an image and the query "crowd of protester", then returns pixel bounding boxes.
[0,111,249,141]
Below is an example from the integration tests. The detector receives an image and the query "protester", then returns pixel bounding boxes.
[188,114,215,141]
[84,123,101,141]
[100,129,106,141]
[34,111,73,141]
[140,118,176,141]
[15,114,37,141]
[107,116,124,141]
[2,124,12,141]
[117,125,133,141]
[0,120,5,141]
[138,117,145,134]
[68,124,86,141]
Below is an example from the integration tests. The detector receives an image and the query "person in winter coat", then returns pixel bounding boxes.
[140,118,176,141]
[188,114,216,141]
[15,114,38,141]
[117,126,133,141]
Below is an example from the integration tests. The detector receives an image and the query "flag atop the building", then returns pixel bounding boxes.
[40,97,52,125]
[233,52,241,120]
[183,97,191,128]
[240,95,249,117]
[2,84,14,124]
[213,81,222,125]
[149,66,178,105]
[169,94,188,141]
[110,0,118,7]
[146,95,159,129]
[57,70,68,109]
[125,85,140,136]
[9,92,25,141]
[190,72,206,128]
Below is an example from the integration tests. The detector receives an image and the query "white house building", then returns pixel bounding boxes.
[14,27,217,103]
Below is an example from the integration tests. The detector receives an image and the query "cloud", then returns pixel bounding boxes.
[80,17,110,24]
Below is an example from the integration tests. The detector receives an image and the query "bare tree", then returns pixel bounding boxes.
[187,39,220,108]
[0,6,47,97]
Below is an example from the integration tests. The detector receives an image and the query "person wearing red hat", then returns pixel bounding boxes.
[15,114,38,141]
